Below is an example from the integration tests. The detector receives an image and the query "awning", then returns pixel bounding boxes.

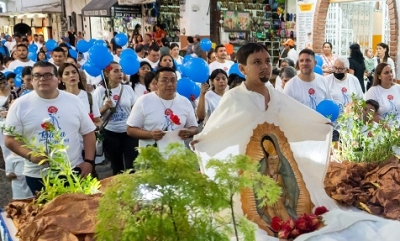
[82,0,118,17]
[118,0,156,5]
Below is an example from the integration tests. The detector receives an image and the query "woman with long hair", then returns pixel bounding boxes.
[366,62,400,122]
[170,43,183,65]
[93,62,137,175]
[37,51,47,62]
[129,61,152,97]
[348,43,366,93]
[196,69,228,124]
[375,42,396,80]
[157,54,181,79]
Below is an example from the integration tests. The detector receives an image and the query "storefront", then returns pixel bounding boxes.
[82,0,143,41]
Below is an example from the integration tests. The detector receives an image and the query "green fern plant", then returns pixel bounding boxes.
[96,143,280,241]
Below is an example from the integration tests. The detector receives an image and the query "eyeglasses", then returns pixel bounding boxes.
[32,73,55,80]
[158,79,177,84]
[332,67,346,72]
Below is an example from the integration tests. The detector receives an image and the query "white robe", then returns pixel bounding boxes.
[193,83,400,241]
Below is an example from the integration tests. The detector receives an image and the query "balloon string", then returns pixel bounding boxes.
[101,70,110,98]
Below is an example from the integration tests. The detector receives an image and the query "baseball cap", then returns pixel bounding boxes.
[283,39,295,47]
[61,36,69,42]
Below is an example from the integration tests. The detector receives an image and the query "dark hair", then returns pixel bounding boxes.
[155,67,176,81]
[135,44,144,53]
[187,36,194,44]
[237,43,269,65]
[209,69,228,90]
[145,33,152,40]
[207,49,215,59]
[16,44,28,51]
[130,61,153,90]
[366,99,379,111]
[372,62,392,86]
[37,51,47,61]
[298,48,315,59]
[21,38,29,43]
[215,44,225,53]
[157,54,177,70]
[4,56,13,64]
[67,56,77,64]
[135,34,143,44]
[144,71,156,92]
[102,61,119,88]
[280,58,295,67]
[32,61,58,76]
[161,38,170,47]
[58,43,70,49]
[6,73,16,80]
[53,46,66,55]
[135,24,141,30]
[33,34,38,37]
[322,42,333,49]
[170,43,179,50]
[58,63,85,90]
[149,44,160,53]
[21,66,33,78]
[0,53,3,65]
[349,43,364,64]
[228,73,245,89]
[377,42,390,63]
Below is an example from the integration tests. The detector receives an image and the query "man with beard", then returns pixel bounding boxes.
[8,44,36,71]
[51,47,67,69]
[283,49,331,110]
[208,44,234,75]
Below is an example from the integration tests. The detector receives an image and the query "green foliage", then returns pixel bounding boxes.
[97,144,280,241]
[333,95,400,163]
[3,125,101,203]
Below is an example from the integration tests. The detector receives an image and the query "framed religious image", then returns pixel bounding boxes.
[223,11,250,32]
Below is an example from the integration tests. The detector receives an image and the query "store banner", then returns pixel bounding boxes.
[222,11,251,32]
[296,0,317,51]
[118,0,155,4]
[112,5,142,17]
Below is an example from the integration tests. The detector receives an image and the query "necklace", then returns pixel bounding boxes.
[159,96,175,115]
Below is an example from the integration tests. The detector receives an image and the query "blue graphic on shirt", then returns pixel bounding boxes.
[110,104,127,122]
[21,89,32,96]
[162,116,175,131]
[383,95,398,120]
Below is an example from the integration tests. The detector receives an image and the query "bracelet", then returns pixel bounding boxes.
[84,159,95,166]
[27,153,32,162]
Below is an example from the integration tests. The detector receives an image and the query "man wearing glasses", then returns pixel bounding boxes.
[283,49,332,110]
[4,61,96,195]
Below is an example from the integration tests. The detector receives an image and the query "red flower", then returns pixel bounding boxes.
[295,217,308,232]
[308,88,315,95]
[113,95,119,100]
[290,228,302,238]
[270,217,283,232]
[89,113,95,122]
[169,114,181,125]
[105,65,113,72]
[341,87,347,93]
[388,95,394,100]
[48,106,58,114]
[314,206,328,216]
[144,90,149,95]
[41,122,54,131]
[165,108,173,116]
[278,224,292,239]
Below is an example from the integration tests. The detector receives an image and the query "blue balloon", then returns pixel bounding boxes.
[183,58,209,83]
[316,100,340,122]
[14,74,22,87]
[228,63,245,78]
[200,38,212,52]
[89,39,96,47]
[14,66,24,75]
[76,40,90,53]
[3,71,12,77]
[69,49,78,59]
[46,52,51,59]
[120,48,137,59]
[94,40,108,48]
[28,51,37,62]
[88,45,113,69]
[83,61,102,77]
[28,44,38,53]
[120,56,140,75]
[192,83,200,100]
[314,65,323,75]
[315,55,323,67]
[183,55,193,64]
[115,33,128,46]
[177,78,196,100]
[45,39,58,52]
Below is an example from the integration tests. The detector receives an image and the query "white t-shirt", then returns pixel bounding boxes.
[5,90,96,178]
[174,56,183,65]
[8,59,36,71]
[326,73,363,112]
[77,90,101,118]
[374,57,396,79]
[4,41,15,55]
[126,92,198,147]
[204,91,222,123]
[275,76,283,92]
[85,70,102,86]
[208,60,234,75]
[132,83,148,99]
[287,48,298,64]
[143,58,158,69]
[93,84,136,133]
[365,84,400,122]
[113,54,121,63]
[283,74,332,110]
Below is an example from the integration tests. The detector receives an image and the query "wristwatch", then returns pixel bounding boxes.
[84,159,95,166]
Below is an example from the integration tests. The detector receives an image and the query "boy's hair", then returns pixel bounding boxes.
[298,48,315,59]
[33,61,58,76]
[6,73,16,80]
[236,43,269,65]
[366,99,379,111]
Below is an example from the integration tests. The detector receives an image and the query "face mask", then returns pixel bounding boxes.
[333,73,345,80]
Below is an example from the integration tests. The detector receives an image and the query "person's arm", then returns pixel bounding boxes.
[127,126,165,140]
[77,131,96,177]
[196,84,209,121]
[4,136,45,163]
[178,126,198,140]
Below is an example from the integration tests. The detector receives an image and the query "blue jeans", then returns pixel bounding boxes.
[25,176,44,195]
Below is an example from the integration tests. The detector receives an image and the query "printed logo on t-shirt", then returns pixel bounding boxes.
[384,94,398,119]
[308,88,317,110]
[113,95,119,100]
[340,87,349,112]
[223,67,229,71]
[40,106,69,143]
[110,104,127,122]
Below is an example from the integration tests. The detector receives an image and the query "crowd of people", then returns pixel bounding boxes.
[0,29,398,210]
